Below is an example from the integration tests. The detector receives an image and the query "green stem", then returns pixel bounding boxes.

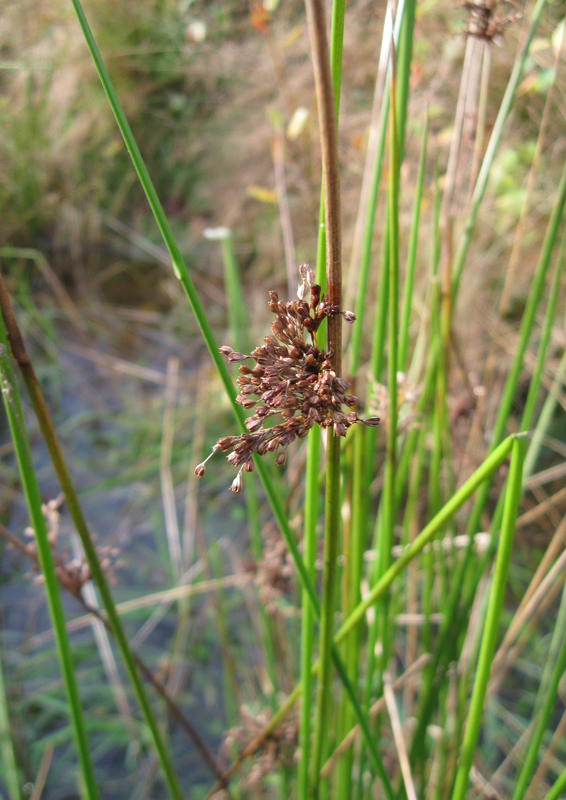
[336,435,517,644]
[0,296,99,800]
[463,158,566,542]
[542,769,566,800]
[450,437,524,800]
[304,0,343,792]
[0,641,22,800]
[399,117,428,371]
[299,0,345,793]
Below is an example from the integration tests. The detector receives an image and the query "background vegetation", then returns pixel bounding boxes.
[1,0,566,798]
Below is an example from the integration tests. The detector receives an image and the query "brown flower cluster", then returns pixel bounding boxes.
[463,0,518,42]
[20,497,124,597]
[223,704,298,789]
[253,524,295,614]
[195,265,379,491]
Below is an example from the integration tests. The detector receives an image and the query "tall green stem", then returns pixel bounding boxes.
[304,0,343,794]
[0,286,99,800]
[451,438,524,800]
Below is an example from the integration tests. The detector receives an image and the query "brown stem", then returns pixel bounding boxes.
[304,0,342,376]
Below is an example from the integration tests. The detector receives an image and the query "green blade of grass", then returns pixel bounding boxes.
[463,157,566,542]
[335,434,516,644]
[510,582,566,799]
[542,768,566,800]
[63,0,333,707]
[450,437,525,800]
[0,641,22,800]
[399,116,428,372]
[0,306,99,800]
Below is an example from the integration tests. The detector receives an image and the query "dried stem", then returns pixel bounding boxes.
[304,0,343,795]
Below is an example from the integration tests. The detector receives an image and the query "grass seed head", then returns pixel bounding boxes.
[195,265,379,491]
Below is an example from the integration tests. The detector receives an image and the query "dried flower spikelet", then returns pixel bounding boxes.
[367,372,420,433]
[195,264,379,491]
[224,704,299,789]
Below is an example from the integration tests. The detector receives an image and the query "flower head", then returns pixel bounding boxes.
[195,264,379,490]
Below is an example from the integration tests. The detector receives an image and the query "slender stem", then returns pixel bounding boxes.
[463,158,566,542]
[304,0,343,793]
[299,2,346,793]
[0,272,184,800]
[0,291,99,800]
[336,435,517,644]
[399,117,428,372]
[0,634,23,800]
[206,434,516,799]
[542,768,566,800]
[450,438,525,800]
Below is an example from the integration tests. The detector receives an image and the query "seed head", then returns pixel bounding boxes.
[195,265,379,491]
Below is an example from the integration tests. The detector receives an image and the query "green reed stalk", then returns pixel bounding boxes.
[521,228,566,437]
[450,437,524,800]
[298,423,321,799]
[399,118,427,372]
[67,0,343,669]
[304,0,344,792]
[220,232,249,354]
[463,158,566,542]
[375,39,400,699]
[510,553,566,794]
[543,771,566,800]
[334,424,365,799]
[0,644,22,800]
[298,1,345,793]
[337,435,515,644]
[0,296,99,800]
[216,230,279,705]
[524,346,566,480]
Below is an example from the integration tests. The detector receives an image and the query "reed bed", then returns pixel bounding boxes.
[1,0,566,798]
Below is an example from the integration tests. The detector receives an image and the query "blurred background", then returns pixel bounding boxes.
[1,0,565,798]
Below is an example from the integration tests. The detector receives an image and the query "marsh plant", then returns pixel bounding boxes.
[1,0,566,799]
[195,265,379,491]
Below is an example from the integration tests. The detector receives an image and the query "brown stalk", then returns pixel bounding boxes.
[304,1,343,793]
[304,0,342,375]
